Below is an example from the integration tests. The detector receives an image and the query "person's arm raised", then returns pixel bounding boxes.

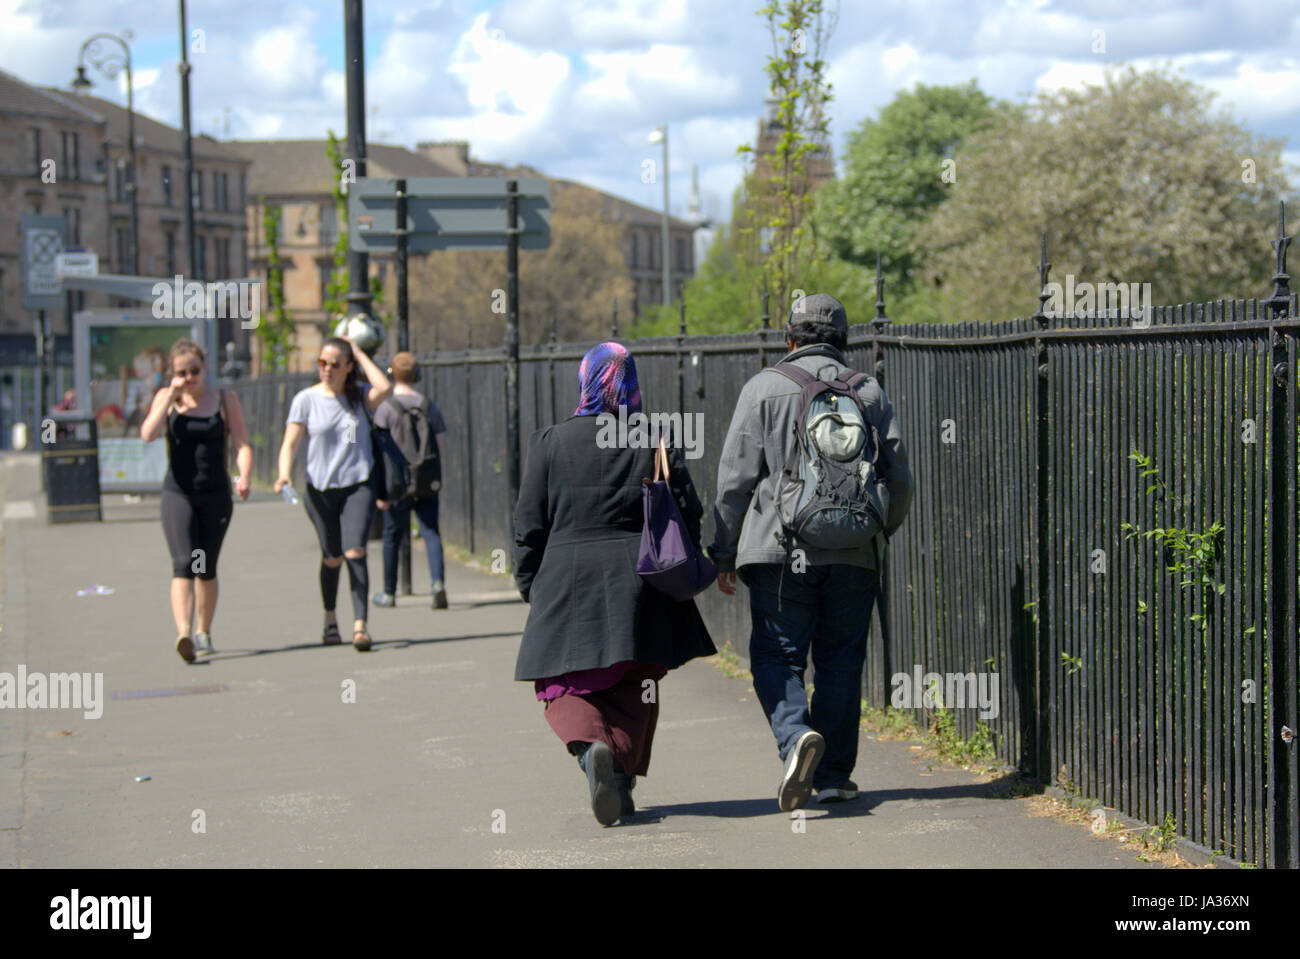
[346,338,393,412]
[140,376,183,442]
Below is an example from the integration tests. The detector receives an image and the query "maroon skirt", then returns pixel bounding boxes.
[542,662,667,777]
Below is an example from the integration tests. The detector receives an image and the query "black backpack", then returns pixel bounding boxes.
[771,362,887,553]
[380,396,441,501]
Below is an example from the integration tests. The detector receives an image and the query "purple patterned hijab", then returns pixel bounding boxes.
[574,342,642,416]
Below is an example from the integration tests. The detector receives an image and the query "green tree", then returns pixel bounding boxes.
[634,0,841,337]
[323,131,390,338]
[735,0,837,316]
[814,81,1003,317]
[323,131,350,324]
[919,65,1297,323]
[258,201,295,371]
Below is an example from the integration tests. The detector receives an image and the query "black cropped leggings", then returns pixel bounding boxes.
[303,481,375,621]
[161,488,233,580]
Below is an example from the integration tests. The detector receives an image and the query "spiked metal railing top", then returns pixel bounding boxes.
[872,252,891,330]
[1267,201,1292,319]
[1031,231,1052,326]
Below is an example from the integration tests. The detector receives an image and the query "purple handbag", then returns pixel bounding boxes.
[637,439,717,601]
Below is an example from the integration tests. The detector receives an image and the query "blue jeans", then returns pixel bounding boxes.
[380,495,445,594]
[743,562,879,790]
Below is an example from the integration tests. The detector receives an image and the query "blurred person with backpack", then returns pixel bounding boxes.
[370,351,449,609]
[710,293,913,811]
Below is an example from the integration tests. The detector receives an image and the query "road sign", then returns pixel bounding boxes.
[21,215,67,310]
[347,177,551,253]
[56,252,99,278]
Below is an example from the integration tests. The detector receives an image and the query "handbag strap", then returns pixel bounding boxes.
[653,437,670,483]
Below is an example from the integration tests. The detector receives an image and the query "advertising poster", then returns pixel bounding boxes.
[79,320,197,490]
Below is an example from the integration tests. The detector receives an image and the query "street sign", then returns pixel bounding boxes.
[20,215,67,310]
[56,252,99,278]
[348,177,551,253]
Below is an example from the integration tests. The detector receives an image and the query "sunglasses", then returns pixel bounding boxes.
[318,359,344,370]
[175,367,202,378]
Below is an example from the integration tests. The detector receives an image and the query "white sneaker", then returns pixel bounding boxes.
[194,631,214,655]
[778,730,824,812]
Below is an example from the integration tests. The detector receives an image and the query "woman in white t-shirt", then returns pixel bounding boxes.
[275,336,392,650]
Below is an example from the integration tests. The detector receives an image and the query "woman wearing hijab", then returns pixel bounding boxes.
[513,342,716,826]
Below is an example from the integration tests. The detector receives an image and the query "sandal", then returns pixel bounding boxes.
[322,621,342,645]
[352,627,372,652]
[175,634,196,663]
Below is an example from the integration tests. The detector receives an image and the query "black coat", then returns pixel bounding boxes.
[513,414,717,681]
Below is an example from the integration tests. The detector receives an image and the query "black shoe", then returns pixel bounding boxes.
[431,580,448,609]
[778,729,825,812]
[615,773,636,818]
[579,741,621,826]
[816,780,860,803]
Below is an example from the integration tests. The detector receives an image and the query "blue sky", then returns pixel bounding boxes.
[4,0,1299,224]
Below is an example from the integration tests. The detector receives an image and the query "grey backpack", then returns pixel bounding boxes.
[771,362,888,553]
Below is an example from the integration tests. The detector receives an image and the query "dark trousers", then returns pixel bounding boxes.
[743,562,879,790]
[542,664,664,777]
[380,494,445,594]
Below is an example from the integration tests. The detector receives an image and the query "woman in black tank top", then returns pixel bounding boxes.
[141,339,253,663]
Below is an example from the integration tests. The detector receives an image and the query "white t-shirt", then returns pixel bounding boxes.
[287,384,373,490]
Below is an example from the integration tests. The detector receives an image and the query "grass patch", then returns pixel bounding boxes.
[860,702,1001,774]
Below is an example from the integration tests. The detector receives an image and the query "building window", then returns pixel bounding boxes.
[319,261,334,307]
[192,170,204,210]
[195,236,206,279]
[61,207,81,246]
[627,233,637,268]
[320,204,337,245]
[114,226,130,272]
[650,234,660,269]
[165,231,176,276]
[675,236,688,271]
[239,174,246,208]
[61,132,79,180]
[114,160,127,202]
[25,128,40,174]
[215,237,230,278]
[162,166,172,206]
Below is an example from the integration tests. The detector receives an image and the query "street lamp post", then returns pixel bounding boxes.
[73,32,138,276]
[178,0,198,286]
[649,125,670,307]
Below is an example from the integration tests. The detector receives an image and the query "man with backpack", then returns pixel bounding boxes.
[710,293,913,811]
[371,351,450,609]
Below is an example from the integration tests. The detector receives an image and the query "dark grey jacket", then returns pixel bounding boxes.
[708,343,913,572]
[513,414,716,681]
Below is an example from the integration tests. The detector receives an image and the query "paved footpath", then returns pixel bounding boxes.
[0,453,1153,868]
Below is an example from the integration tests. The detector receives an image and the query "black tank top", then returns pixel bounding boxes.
[164,391,229,495]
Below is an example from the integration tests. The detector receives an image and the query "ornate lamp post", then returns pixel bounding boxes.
[73,32,138,275]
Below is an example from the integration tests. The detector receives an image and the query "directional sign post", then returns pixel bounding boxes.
[347,176,551,253]
[21,216,66,310]
[21,216,67,423]
[349,177,551,548]
[56,252,99,279]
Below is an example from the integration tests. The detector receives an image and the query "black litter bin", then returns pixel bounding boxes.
[43,412,102,523]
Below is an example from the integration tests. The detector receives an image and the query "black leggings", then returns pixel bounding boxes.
[304,482,375,620]
[161,488,233,580]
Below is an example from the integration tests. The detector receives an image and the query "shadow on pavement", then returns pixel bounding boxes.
[640,772,1027,822]
[190,630,521,661]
